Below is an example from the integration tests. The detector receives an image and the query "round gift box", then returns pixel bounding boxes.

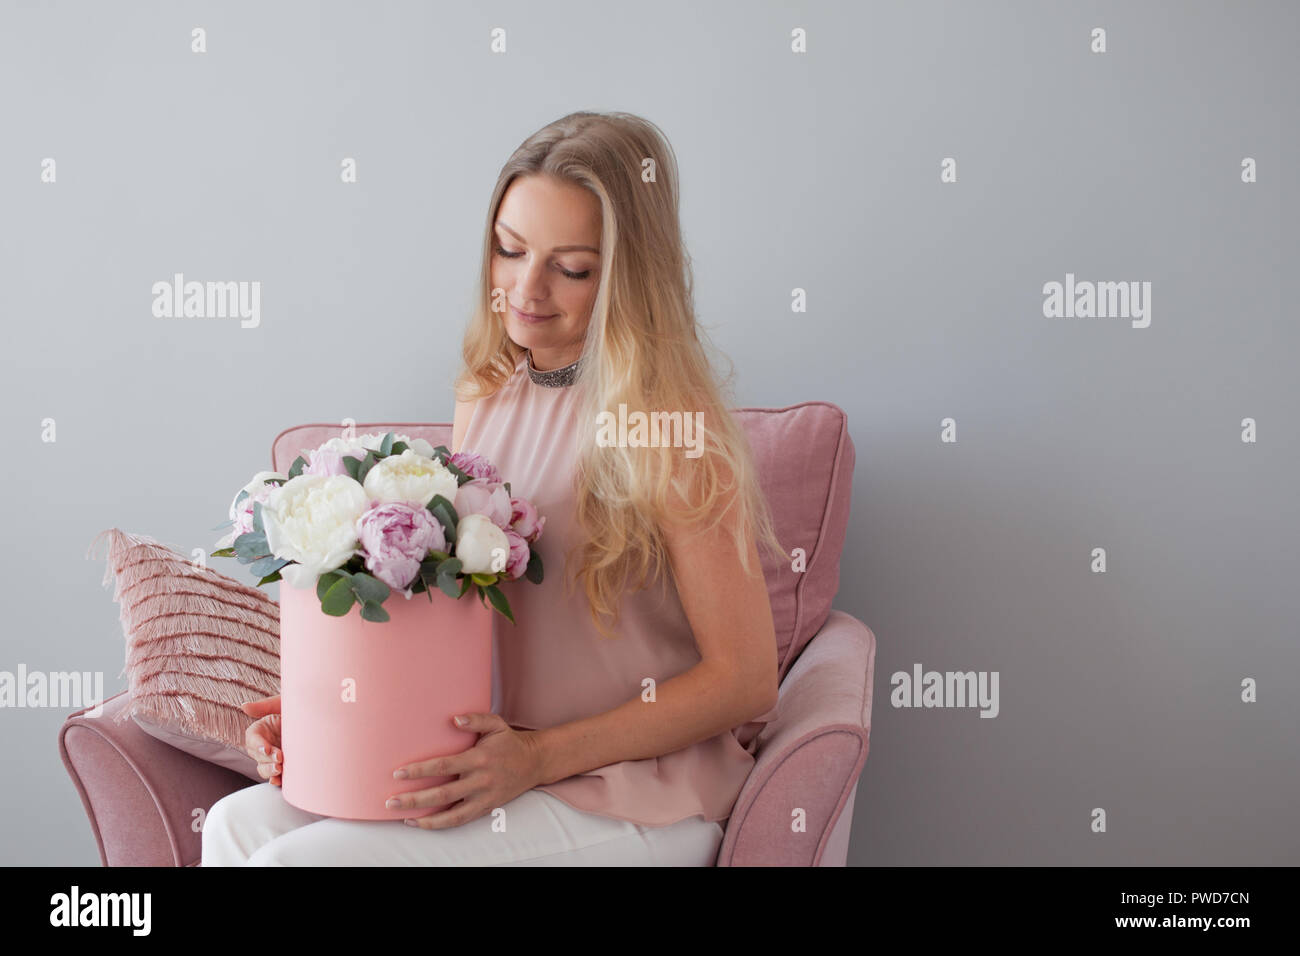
[278,578,492,821]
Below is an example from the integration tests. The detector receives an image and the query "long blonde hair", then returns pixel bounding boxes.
[454,111,785,638]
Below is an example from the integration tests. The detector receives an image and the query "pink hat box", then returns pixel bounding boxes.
[278,579,493,821]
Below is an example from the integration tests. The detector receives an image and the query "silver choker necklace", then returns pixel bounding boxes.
[525,350,582,388]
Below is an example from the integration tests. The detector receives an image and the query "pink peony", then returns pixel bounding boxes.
[233,482,280,537]
[504,528,530,580]
[454,478,513,529]
[355,502,446,593]
[302,446,349,478]
[448,451,501,483]
[509,496,545,543]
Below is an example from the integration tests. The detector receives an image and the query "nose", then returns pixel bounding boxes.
[514,256,551,307]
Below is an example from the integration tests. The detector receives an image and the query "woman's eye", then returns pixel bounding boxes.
[494,244,590,280]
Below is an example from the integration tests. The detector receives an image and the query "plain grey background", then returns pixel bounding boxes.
[1,0,1295,866]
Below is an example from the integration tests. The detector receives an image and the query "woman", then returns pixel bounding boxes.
[202,111,785,866]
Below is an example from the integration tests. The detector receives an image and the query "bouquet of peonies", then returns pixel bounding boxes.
[211,432,544,624]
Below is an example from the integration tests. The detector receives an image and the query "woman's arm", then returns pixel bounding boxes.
[531,484,780,786]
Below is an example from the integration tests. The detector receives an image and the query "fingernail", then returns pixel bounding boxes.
[385,798,401,809]
[393,769,408,779]
[453,715,467,726]
[403,819,418,827]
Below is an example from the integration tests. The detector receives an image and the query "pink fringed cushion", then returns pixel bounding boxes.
[89,528,281,782]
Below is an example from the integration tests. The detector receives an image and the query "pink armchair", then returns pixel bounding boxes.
[59,402,874,866]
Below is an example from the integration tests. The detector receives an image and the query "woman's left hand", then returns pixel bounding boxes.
[388,713,545,829]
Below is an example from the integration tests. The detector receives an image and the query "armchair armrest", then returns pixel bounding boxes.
[719,610,876,866]
[59,690,255,866]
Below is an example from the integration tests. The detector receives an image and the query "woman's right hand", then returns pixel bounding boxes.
[240,694,283,786]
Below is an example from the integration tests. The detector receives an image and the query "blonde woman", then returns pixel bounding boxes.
[202,111,784,866]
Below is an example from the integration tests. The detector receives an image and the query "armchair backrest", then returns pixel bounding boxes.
[271,401,854,681]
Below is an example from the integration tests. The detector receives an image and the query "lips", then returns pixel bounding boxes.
[511,305,555,321]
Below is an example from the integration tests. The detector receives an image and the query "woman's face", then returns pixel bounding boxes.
[491,173,603,370]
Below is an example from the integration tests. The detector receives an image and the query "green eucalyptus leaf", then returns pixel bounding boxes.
[234,531,269,561]
[210,547,237,558]
[483,584,515,625]
[316,571,342,601]
[436,571,461,599]
[427,495,458,538]
[249,555,287,577]
[379,433,395,456]
[287,456,307,479]
[321,577,356,616]
[257,570,283,585]
[360,600,390,623]
[524,549,543,584]
[356,450,378,486]
[350,571,390,605]
[428,494,459,523]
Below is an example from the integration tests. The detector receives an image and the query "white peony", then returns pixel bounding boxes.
[263,474,370,588]
[362,448,458,508]
[455,513,511,575]
[316,436,369,460]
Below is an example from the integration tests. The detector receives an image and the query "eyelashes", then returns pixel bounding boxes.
[493,244,591,281]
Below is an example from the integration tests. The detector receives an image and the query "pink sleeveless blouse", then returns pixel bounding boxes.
[459,351,768,827]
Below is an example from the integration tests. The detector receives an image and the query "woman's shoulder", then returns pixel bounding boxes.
[457,353,529,404]
[453,355,527,445]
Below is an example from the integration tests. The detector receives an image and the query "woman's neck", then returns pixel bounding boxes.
[527,347,582,371]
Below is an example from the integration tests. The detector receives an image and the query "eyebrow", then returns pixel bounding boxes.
[495,220,600,254]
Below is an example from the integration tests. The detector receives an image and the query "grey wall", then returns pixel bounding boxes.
[1,0,1295,865]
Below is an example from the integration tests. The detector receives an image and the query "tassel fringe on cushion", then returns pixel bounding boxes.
[88,528,281,764]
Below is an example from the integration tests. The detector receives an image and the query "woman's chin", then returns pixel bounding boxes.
[507,323,556,350]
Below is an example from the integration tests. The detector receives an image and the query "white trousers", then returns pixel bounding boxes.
[201,783,724,866]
